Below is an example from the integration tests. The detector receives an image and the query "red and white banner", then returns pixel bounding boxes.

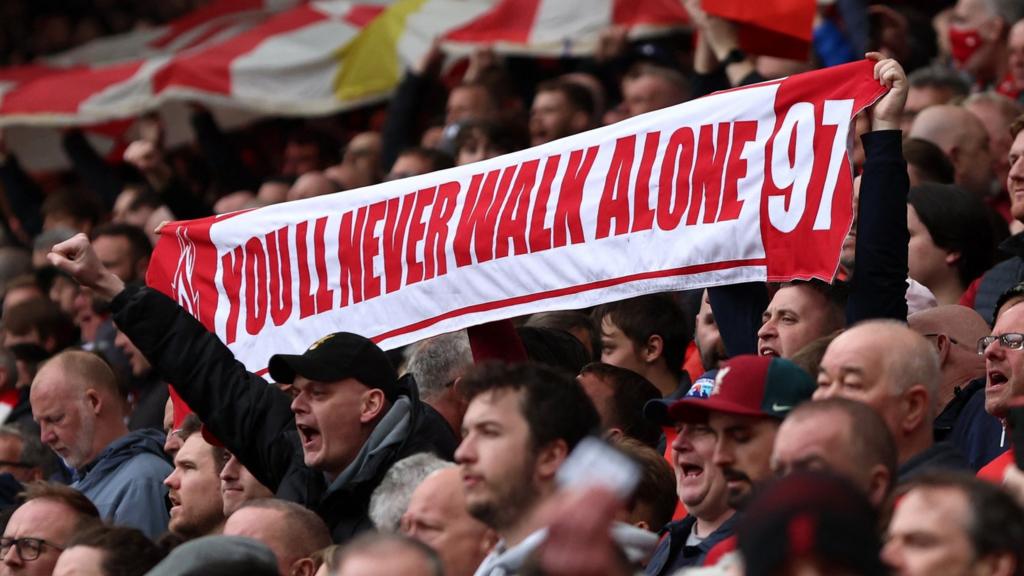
[147,61,885,378]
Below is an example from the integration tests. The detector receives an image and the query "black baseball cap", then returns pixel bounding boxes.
[267,332,399,400]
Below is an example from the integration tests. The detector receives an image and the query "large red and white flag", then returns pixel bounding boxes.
[146,61,885,378]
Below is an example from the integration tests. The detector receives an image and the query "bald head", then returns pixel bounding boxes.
[909,305,989,407]
[910,106,994,196]
[31,351,128,469]
[223,498,331,576]
[33,350,120,399]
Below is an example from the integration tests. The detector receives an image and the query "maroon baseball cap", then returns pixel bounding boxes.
[667,355,815,422]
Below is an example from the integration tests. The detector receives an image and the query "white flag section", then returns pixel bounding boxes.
[147,61,885,378]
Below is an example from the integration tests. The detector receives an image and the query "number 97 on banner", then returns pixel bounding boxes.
[765,99,855,234]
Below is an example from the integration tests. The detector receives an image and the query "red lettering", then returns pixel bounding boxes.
[631,131,660,232]
[312,217,334,313]
[596,136,635,239]
[382,194,414,294]
[554,146,598,247]
[361,201,387,300]
[296,221,315,319]
[657,127,694,231]
[338,208,366,307]
[266,227,292,326]
[425,182,458,280]
[528,154,560,253]
[453,173,492,267]
[244,237,268,335]
[220,246,244,344]
[688,124,729,225]
[406,186,435,286]
[496,160,538,259]
[719,121,756,222]
[454,168,514,266]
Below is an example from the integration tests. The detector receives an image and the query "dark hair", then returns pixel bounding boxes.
[4,299,77,351]
[787,397,898,497]
[516,326,591,375]
[1012,113,1024,139]
[611,436,676,531]
[526,311,600,360]
[894,472,1024,576]
[908,183,995,288]
[903,138,955,184]
[907,64,971,96]
[91,223,154,262]
[396,147,454,173]
[996,282,1024,322]
[592,294,691,378]
[778,280,848,332]
[460,362,600,452]
[789,331,842,379]
[578,362,662,448]
[19,481,100,521]
[67,524,165,576]
[286,127,339,167]
[41,188,103,230]
[454,119,530,158]
[535,79,596,119]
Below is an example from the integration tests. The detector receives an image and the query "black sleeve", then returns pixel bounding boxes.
[158,176,211,220]
[708,283,769,357]
[846,130,909,324]
[0,155,43,238]
[111,285,297,491]
[62,130,123,210]
[381,72,429,172]
[190,109,259,194]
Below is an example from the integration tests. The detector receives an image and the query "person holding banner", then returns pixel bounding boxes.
[714,52,911,363]
[45,233,457,544]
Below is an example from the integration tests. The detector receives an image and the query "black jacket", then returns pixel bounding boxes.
[111,285,456,542]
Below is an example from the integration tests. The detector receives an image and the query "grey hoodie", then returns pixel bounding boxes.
[71,428,171,539]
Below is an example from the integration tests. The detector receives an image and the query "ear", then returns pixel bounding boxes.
[901,385,930,434]
[534,439,570,483]
[866,464,892,509]
[85,388,103,416]
[944,251,961,267]
[570,110,589,132]
[359,389,387,424]
[642,334,664,364]
[289,558,316,576]
[603,428,624,442]
[135,256,151,281]
[934,333,952,365]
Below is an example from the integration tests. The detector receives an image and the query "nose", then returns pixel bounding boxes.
[2,542,20,566]
[670,428,692,455]
[983,337,1003,360]
[220,455,240,482]
[290,392,308,416]
[454,435,475,465]
[163,468,179,489]
[39,424,56,447]
[880,539,902,571]
[757,318,776,341]
[711,436,733,468]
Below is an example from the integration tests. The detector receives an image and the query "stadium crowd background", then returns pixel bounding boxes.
[0,0,1023,575]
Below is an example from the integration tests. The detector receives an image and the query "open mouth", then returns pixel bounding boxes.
[680,463,703,478]
[989,371,1008,387]
[759,346,779,357]
[296,424,320,447]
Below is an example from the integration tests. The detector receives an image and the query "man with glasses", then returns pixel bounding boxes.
[908,306,1006,470]
[1,481,100,576]
[977,284,1024,481]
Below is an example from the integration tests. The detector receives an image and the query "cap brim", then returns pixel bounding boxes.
[643,399,674,426]
[268,353,355,384]
[667,396,771,422]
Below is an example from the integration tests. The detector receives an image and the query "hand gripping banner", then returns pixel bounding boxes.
[147,60,886,378]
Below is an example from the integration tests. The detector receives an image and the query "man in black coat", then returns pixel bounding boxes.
[47,233,456,543]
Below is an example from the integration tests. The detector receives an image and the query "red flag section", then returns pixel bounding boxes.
[704,0,815,61]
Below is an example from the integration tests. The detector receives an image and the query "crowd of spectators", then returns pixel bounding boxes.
[1,0,1024,575]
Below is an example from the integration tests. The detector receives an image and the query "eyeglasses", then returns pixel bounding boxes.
[977,333,1024,355]
[0,537,63,561]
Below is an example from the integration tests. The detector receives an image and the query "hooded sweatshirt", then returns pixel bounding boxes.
[71,428,171,539]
